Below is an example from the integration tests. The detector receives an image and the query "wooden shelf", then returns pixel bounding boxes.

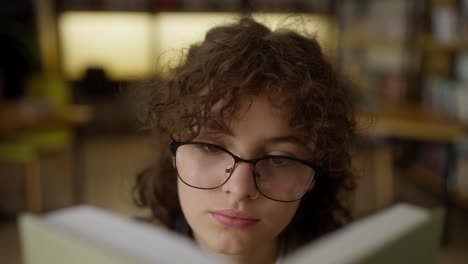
[358,103,466,143]
[418,35,468,52]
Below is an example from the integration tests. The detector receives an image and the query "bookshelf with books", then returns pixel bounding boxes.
[421,0,468,124]
[337,0,422,107]
[337,0,468,212]
[415,0,468,208]
[336,0,422,214]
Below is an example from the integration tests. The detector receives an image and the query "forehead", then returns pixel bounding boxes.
[206,94,294,136]
[214,90,290,116]
[235,95,289,121]
[202,94,317,158]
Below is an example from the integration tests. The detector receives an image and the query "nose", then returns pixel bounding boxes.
[221,162,257,201]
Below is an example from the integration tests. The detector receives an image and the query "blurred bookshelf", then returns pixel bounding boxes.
[402,163,468,209]
[419,0,468,209]
[337,0,468,213]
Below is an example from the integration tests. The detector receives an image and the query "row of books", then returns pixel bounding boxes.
[340,48,412,106]
[454,139,468,196]
[345,0,417,43]
[337,0,420,106]
[422,77,468,124]
[431,0,468,45]
[416,140,468,197]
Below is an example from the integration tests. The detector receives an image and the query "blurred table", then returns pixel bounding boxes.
[0,103,92,136]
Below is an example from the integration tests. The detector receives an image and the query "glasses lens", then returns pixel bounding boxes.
[255,157,314,201]
[175,143,234,188]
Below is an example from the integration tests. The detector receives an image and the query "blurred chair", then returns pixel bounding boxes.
[0,73,78,214]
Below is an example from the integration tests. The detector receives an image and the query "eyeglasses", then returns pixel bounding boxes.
[169,140,318,202]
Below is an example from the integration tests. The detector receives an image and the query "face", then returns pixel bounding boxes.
[176,95,314,257]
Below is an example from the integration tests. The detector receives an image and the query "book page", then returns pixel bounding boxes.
[20,206,221,264]
[285,204,442,264]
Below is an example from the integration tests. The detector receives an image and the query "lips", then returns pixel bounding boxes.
[210,209,260,229]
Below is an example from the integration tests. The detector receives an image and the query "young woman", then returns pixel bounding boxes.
[134,17,357,264]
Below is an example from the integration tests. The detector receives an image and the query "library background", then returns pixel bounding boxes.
[1,0,468,263]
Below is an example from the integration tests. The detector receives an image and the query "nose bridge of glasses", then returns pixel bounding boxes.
[225,159,257,185]
[230,156,256,175]
[222,160,257,196]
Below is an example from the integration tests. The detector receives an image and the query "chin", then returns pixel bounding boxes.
[212,244,247,256]
[205,235,250,255]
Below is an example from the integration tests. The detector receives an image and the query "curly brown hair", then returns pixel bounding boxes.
[134,16,357,254]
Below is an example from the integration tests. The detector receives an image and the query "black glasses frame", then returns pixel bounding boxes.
[169,139,320,202]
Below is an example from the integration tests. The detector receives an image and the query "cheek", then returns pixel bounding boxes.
[177,179,212,225]
[178,180,199,214]
[263,201,300,231]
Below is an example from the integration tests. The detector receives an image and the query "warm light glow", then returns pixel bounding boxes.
[252,13,334,44]
[154,12,334,72]
[58,12,334,80]
[152,13,238,71]
[59,12,153,80]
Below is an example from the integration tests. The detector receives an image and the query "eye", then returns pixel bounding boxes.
[196,143,221,153]
[268,157,293,166]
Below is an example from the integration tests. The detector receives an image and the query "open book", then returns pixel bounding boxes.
[19,203,443,264]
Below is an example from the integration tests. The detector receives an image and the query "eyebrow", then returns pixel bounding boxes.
[203,127,305,146]
[263,135,305,146]
[208,129,303,144]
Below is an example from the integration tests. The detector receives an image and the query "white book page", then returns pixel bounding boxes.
[286,204,430,264]
[45,206,221,264]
